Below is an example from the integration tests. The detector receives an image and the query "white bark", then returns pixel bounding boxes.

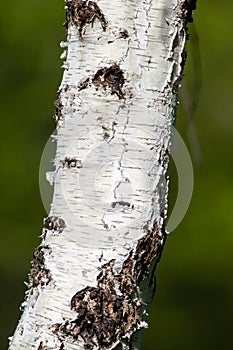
[9,1,195,349]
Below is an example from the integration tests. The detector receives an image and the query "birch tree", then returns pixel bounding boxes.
[9,0,196,349]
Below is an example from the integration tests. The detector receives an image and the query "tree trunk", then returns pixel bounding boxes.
[9,1,196,349]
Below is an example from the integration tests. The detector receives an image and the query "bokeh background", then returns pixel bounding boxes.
[0,0,232,349]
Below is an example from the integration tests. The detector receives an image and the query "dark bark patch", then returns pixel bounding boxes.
[118,251,135,295]
[57,260,139,349]
[133,223,165,284]
[78,64,126,99]
[98,120,117,141]
[158,146,169,168]
[55,221,166,349]
[176,0,197,24]
[54,89,63,124]
[28,245,52,289]
[43,216,66,234]
[92,64,125,99]
[100,122,117,140]
[101,125,111,140]
[118,29,129,39]
[53,85,69,124]
[37,341,44,350]
[61,157,83,169]
[78,77,90,91]
[65,0,107,38]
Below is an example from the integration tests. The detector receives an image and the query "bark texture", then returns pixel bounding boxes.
[9,1,196,349]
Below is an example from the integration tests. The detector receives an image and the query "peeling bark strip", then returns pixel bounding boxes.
[9,1,196,349]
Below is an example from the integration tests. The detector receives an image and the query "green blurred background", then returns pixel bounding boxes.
[0,0,232,349]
